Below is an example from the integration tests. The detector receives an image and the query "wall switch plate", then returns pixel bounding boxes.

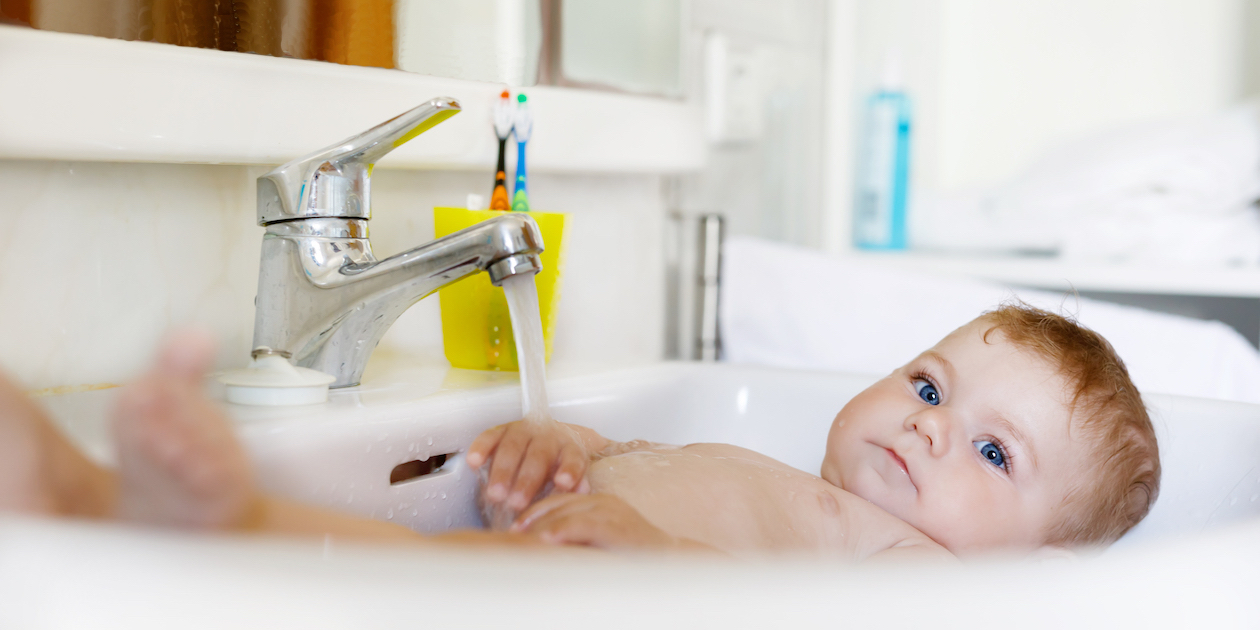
[704,32,763,144]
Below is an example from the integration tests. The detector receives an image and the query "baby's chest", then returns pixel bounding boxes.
[587,447,879,554]
[588,444,803,495]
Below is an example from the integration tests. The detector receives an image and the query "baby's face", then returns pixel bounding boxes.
[821,320,1091,554]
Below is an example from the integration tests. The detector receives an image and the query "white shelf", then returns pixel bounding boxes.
[0,26,704,174]
[848,251,1260,299]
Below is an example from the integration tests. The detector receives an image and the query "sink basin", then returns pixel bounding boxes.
[38,360,1260,546]
[10,360,1260,625]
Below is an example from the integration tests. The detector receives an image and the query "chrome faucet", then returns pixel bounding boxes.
[252,97,544,388]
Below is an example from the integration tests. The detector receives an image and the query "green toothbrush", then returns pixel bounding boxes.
[512,94,532,212]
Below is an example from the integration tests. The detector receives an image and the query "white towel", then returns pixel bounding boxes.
[721,236,1260,404]
[912,102,1260,263]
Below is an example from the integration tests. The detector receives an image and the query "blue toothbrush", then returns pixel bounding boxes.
[512,93,532,212]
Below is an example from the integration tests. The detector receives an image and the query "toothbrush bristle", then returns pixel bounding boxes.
[493,89,515,139]
[513,94,533,142]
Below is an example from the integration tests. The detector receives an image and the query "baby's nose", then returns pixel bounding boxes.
[905,409,951,455]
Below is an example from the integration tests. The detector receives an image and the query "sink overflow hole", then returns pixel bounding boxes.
[390,454,450,485]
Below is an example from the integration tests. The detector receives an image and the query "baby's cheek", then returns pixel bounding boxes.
[924,486,1017,551]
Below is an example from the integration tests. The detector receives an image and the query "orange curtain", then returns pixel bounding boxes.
[0,0,32,25]
[149,0,280,53]
[309,0,394,69]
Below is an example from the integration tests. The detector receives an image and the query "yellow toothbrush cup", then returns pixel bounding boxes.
[434,207,565,370]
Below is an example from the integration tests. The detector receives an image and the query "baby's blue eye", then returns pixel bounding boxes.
[914,380,940,405]
[974,440,1005,469]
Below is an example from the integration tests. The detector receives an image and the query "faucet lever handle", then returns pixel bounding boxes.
[256,97,462,225]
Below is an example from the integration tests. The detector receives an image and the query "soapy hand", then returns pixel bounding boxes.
[467,419,594,513]
[510,493,690,552]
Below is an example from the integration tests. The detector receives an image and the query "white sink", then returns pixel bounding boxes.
[11,360,1260,626]
[39,359,1260,546]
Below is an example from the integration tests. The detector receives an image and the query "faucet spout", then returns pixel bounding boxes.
[253,213,543,388]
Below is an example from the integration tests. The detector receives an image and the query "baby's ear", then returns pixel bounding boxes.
[1027,546,1079,564]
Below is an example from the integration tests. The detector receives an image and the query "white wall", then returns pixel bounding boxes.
[851,0,1248,194]
[679,0,827,249]
[0,160,665,392]
[935,0,1245,189]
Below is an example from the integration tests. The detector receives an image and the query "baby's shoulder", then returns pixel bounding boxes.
[812,485,949,560]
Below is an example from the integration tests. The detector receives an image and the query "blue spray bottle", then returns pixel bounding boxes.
[854,57,911,250]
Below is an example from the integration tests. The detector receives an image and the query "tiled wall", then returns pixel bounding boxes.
[0,160,665,391]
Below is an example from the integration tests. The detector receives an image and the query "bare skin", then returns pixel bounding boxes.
[588,444,943,560]
[112,331,261,530]
[0,332,550,549]
[471,423,947,561]
[0,359,115,519]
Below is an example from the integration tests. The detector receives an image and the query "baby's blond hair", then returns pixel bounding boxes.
[979,303,1160,547]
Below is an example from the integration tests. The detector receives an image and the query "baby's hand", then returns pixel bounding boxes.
[510,494,685,552]
[466,419,590,512]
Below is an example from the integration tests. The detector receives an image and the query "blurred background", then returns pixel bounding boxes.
[5,0,1260,393]
[8,1,1258,248]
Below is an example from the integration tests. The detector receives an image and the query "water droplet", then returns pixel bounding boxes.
[412,509,418,516]
[445,516,453,527]
[440,491,447,500]
[408,443,415,453]
[385,444,392,453]
[427,437,434,446]
[386,509,394,519]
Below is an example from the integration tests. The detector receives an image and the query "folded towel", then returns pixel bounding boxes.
[913,102,1260,262]
[721,236,1260,404]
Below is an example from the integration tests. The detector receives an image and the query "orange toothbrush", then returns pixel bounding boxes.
[490,90,514,210]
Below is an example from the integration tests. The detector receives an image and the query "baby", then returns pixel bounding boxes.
[0,304,1160,561]
[468,303,1162,559]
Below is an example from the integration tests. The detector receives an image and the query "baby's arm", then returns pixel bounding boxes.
[466,419,612,512]
[512,493,720,554]
[864,536,956,564]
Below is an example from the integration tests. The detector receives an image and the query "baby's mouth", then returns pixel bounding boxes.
[884,447,915,490]
[886,448,908,475]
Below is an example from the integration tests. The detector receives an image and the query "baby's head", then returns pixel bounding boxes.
[821,303,1160,555]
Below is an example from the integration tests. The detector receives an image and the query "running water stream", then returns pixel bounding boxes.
[502,273,550,421]
[479,274,552,530]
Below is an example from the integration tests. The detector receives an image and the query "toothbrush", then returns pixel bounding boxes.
[490,90,514,211]
[511,93,532,212]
